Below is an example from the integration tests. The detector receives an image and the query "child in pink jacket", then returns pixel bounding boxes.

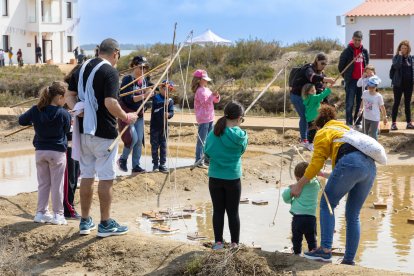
[192,69,220,168]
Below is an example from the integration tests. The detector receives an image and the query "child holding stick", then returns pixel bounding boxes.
[192,69,220,168]
[19,81,71,225]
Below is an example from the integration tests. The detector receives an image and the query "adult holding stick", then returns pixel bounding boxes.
[338,31,369,127]
[290,105,377,265]
[65,38,138,237]
[290,53,335,150]
[117,56,153,173]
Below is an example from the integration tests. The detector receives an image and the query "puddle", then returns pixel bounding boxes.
[0,150,194,196]
[138,165,414,273]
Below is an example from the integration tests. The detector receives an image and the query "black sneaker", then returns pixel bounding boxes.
[153,164,159,172]
[341,259,355,266]
[407,122,414,129]
[391,123,398,131]
[117,158,128,172]
[132,165,146,173]
[159,164,168,173]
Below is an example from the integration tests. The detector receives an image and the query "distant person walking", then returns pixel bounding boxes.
[36,45,42,63]
[17,49,23,67]
[0,49,5,67]
[94,45,99,58]
[73,46,79,60]
[338,31,369,127]
[389,40,414,130]
[77,49,86,64]
[8,47,13,65]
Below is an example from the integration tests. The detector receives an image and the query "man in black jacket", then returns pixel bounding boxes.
[338,31,369,126]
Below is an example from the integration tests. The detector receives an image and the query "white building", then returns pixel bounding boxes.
[0,0,79,64]
[342,0,414,87]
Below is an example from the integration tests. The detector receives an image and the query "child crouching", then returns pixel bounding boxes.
[282,162,320,255]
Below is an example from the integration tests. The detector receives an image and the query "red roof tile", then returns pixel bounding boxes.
[346,0,414,17]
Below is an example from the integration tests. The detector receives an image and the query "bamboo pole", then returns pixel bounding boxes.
[119,83,178,98]
[9,98,39,108]
[119,60,169,92]
[4,125,32,138]
[107,31,194,152]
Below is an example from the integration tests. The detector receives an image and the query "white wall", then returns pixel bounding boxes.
[0,0,79,64]
[345,16,414,87]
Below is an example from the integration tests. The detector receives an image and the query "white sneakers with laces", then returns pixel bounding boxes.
[34,212,53,223]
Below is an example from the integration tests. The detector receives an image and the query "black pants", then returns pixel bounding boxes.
[392,82,413,123]
[150,128,167,165]
[307,121,316,143]
[292,214,317,254]
[64,147,80,217]
[209,177,241,243]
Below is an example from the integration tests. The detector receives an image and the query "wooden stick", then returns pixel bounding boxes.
[333,53,361,83]
[119,60,169,92]
[107,31,194,152]
[292,145,334,215]
[4,125,32,138]
[245,58,291,114]
[9,98,39,108]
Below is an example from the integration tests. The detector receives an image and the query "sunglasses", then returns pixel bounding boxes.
[320,61,327,66]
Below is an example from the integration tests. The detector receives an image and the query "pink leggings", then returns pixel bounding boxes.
[35,150,66,215]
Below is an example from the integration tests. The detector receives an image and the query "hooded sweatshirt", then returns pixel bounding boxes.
[19,105,71,152]
[350,40,364,80]
[204,126,248,180]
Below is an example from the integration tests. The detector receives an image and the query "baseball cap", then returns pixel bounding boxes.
[132,56,150,67]
[367,76,381,87]
[193,69,212,81]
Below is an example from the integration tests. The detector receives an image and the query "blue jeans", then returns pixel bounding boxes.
[120,117,144,168]
[345,79,362,125]
[195,121,213,162]
[320,151,376,262]
[290,93,307,141]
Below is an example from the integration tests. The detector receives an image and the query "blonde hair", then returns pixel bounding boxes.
[364,64,376,74]
[396,40,411,55]
[301,83,315,99]
[191,77,202,93]
[37,81,67,111]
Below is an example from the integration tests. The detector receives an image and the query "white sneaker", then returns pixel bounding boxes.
[307,143,314,151]
[34,212,53,223]
[51,213,68,225]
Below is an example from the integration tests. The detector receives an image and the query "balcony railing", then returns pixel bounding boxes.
[42,16,61,24]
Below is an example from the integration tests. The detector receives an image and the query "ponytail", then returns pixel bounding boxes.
[191,77,201,93]
[213,101,245,136]
[214,116,227,136]
[36,81,67,111]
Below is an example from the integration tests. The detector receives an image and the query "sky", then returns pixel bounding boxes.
[78,0,363,46]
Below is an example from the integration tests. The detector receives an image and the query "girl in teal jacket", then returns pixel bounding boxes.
[204,101,248,250]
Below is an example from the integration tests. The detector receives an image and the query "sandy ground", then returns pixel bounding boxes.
[1,115,414,275]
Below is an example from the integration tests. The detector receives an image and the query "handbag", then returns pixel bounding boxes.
[326,126,387,165]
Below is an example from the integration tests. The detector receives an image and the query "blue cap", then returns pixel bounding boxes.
[367,76,381,87]
[162,80,175,87]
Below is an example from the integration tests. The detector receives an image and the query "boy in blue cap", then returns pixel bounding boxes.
[150,80,175,172]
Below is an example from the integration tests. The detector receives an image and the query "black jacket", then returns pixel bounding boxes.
[390,54,414,87]
[290,64,326,96]
[19,105,71,152]
[338,45,369,83]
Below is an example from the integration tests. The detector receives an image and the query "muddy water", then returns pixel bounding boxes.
[139,165,414,273]
[0,150,194,196]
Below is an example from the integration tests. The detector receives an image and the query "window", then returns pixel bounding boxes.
[2,0,8,16]
[66,1,72,19]
[2,35,9,51]
[67,36,73,52]
[369,29,394,59]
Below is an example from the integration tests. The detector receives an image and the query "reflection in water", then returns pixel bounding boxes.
[0,152,194,196]
[139,166,414,273]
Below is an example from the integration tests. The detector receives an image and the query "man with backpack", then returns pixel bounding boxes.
[289,53,335,150]
[338,31,369,127]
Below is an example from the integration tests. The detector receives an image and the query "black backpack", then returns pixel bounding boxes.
[288,63,312,89]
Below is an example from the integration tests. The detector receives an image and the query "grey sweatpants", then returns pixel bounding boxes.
[363,118,379,140]
[35,150,67,215]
